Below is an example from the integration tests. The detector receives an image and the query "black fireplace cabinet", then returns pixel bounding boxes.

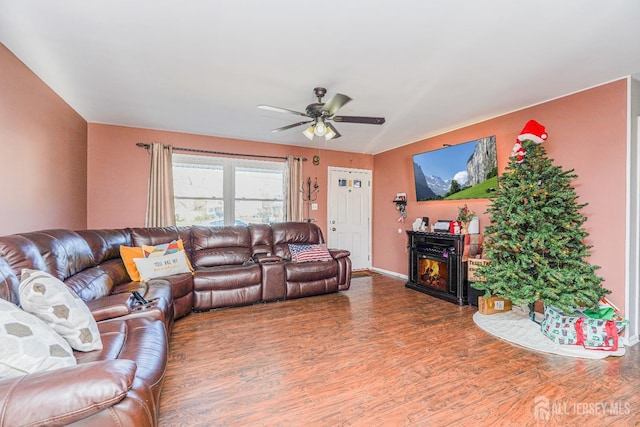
[406,231,467,305]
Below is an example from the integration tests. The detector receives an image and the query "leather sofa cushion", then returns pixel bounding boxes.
[76,229,132,265]
[129,226,192,252]
[285,260,339,282]
[148,272,193,301]
[193,283,262,310]
[248,223,273,255]
[64,264,114,301]
[85,293,132,322]
[20,230,95,280]
[193,248,252,268]
[193,264,261,291]
[271,222,325,259]
[191,225,252,267]
[64,258,129,302]
[192,263,262,310]
[0,359,137,427]
[0,234,49,275]
[286,277,339,299]
[0,230,124,303]
[149,272,194,319]
[75,317,168,401]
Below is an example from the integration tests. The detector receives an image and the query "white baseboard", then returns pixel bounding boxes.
[623,333,639,347]
[370,267,407,281]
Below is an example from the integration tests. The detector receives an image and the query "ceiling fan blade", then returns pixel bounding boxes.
[258,105,310,118]
[270,120,312,132]
[333,115,385,125]
[321,93,352,116]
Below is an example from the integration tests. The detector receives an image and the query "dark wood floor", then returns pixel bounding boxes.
[158,274,640,426]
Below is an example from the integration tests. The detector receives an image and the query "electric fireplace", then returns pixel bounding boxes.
[406,231,466,305]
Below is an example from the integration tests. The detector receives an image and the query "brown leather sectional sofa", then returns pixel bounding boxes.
[0,222,351,426]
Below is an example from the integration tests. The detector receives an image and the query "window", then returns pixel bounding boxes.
[173,154,285,226]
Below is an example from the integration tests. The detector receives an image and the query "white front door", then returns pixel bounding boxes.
[327,167,372,271]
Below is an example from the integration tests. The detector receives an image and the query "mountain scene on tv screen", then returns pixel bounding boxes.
[413,136,497,201]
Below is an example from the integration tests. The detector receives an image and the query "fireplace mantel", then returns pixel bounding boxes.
[406,231,466,305]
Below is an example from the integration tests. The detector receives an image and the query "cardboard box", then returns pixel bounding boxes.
[467,258,489,282]
[478,296,512,315]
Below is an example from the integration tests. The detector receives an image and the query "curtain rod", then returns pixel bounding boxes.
[136,142,306,161]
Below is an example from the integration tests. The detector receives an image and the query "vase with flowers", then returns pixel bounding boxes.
[457,204,476,234]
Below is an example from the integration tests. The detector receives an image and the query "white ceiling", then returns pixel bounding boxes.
[2,1,640,154]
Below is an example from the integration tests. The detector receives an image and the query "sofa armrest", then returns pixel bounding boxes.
[328,249,350,260]
[0,359,136,426]
[253,253,282,264]
[85,293,133,322]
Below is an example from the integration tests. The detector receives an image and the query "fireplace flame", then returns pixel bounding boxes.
[419,259,447,290]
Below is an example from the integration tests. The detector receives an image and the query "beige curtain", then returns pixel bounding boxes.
[285,155,304,222]
[145,143,176,227]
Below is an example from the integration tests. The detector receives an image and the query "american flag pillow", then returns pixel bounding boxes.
[289,244,333,263]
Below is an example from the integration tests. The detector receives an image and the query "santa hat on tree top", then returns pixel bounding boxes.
[517,119,548,144]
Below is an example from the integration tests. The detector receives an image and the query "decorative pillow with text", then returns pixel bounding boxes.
[121,239,192,282]
[133,250,192,282]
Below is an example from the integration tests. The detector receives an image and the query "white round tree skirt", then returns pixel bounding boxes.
[473,309,625,359]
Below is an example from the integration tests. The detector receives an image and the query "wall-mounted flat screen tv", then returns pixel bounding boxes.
[412,135,497,201]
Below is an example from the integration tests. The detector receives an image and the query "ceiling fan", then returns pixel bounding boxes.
[258,87,385,141]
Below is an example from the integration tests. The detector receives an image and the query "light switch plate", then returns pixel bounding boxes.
[311,203,318,211]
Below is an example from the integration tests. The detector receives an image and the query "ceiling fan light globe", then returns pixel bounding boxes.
[314,123,327,136]
[313,117,327,136]
[325,127,337,140]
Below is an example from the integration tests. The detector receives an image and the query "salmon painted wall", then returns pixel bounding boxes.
[0,43,87,235]
[87,123,373,234]
[373,80,628,309]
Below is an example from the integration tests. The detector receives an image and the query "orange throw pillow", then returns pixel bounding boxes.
[119,245,144,281]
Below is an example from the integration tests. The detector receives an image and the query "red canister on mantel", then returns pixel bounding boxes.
[449,220,461,234]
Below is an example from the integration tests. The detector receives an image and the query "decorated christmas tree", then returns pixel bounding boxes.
[474,120,609,313]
